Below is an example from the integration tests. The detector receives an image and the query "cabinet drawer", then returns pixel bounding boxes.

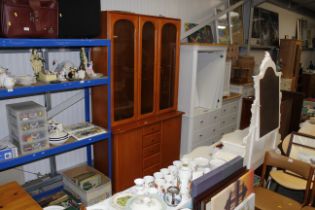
[219,124,237,136]
[143,153,160,169]
[143,163,161,176]
[143,133,160,148]
[220,113,238,127]
[143,143,160,158]
[192,124,219,144]
[193,113,210,130]
[143,123,161,136]
[208,110,221,124]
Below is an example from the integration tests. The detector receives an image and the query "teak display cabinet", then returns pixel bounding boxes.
[92,11,182,192]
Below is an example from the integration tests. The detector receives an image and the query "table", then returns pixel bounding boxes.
[87,144,238,210]
[87,191,192,210]
[0,182,42,210]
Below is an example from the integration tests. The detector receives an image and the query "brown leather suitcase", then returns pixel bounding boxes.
[0,0,58,38]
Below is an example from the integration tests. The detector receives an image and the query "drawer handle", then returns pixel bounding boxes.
[214,116,217,119]
[213,129,216,132]
[199,134,203,137]
[200,120,204,123]
[222,121,226,124]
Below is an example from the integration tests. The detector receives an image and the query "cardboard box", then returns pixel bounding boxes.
[62,165,111,206]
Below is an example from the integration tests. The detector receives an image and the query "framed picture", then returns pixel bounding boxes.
[251,7,279,47]
[234,193,255,210]
[287,132,315,164]
[193,169,254,210]
[185,23,214,43]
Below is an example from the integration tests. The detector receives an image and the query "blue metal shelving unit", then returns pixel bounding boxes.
[0,38,112,178]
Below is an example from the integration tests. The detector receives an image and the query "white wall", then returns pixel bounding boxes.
[101,0,223,34]
[251,3,315,73]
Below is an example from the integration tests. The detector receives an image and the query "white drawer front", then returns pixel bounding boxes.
[222,100,239,115]
[220,112,238,127]
[207,109,221,125]
[192,123,220,144]
[219,124,237,136]
[193,113,210,130]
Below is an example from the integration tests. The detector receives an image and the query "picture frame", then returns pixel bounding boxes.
[287,132,315,164]
[234,193,255,210]
[193,168,254,210]
[185,23,214,43]
[251,7,279,47]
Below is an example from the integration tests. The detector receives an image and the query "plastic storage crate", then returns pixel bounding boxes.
[6,101,49,155]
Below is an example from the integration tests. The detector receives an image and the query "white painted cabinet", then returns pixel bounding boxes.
[178,44,227,117]
[178,44,243,155]
[180,97,241,156]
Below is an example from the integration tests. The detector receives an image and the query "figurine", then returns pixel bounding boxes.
[30,49,45,78]
[79,47,88,71]
[30,49,57,82]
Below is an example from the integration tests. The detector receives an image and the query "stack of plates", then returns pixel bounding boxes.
[49,131,69,145]
[15,75,36,86]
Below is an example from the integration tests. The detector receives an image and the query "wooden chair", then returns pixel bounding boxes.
[270,132,315,191]
[300,177,315,210]
[255,151,314,210]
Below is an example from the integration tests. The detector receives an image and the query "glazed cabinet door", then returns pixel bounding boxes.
[158,19,180,113]
[113,128,142,192]
[139,17,159,118]
[109,13,139,125]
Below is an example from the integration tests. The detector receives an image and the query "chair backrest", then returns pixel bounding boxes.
[260,151,314,205]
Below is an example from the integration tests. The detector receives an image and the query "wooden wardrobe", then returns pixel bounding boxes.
[91,11,183,192]
[279,39,302,91]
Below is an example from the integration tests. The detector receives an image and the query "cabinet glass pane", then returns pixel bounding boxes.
[160,23,177,110]
[141,22,155,115]
[113,20,135,121]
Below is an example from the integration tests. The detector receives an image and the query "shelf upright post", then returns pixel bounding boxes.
[107,43,112,178]
[84,87,93,166]
[44,93,58,176]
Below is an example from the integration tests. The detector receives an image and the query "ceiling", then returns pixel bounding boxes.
[266,0,315,18]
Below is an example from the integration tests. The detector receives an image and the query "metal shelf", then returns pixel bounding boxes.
[0,132,111,171]
[0,38,112,181]
[0,38,111,48]
[0,77,109,99]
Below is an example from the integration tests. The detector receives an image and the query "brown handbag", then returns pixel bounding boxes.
[0,0,58,38]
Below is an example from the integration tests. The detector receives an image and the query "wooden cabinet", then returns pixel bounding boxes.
[92,11,182,192]
[112,112,182,191]
[280,39,302,91]
[301,73,315,98]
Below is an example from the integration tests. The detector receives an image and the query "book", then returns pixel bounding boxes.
[64,122,107,141]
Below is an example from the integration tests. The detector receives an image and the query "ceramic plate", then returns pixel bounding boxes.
[43,206,65,210]
[111,192,135,209]
[125,195,167,210]
[193,157,209,168]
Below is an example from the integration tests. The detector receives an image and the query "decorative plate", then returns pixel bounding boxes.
[125,195,167,210]
[111,192,135,209]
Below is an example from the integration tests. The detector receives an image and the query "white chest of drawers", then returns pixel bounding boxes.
[180,94,241,156]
